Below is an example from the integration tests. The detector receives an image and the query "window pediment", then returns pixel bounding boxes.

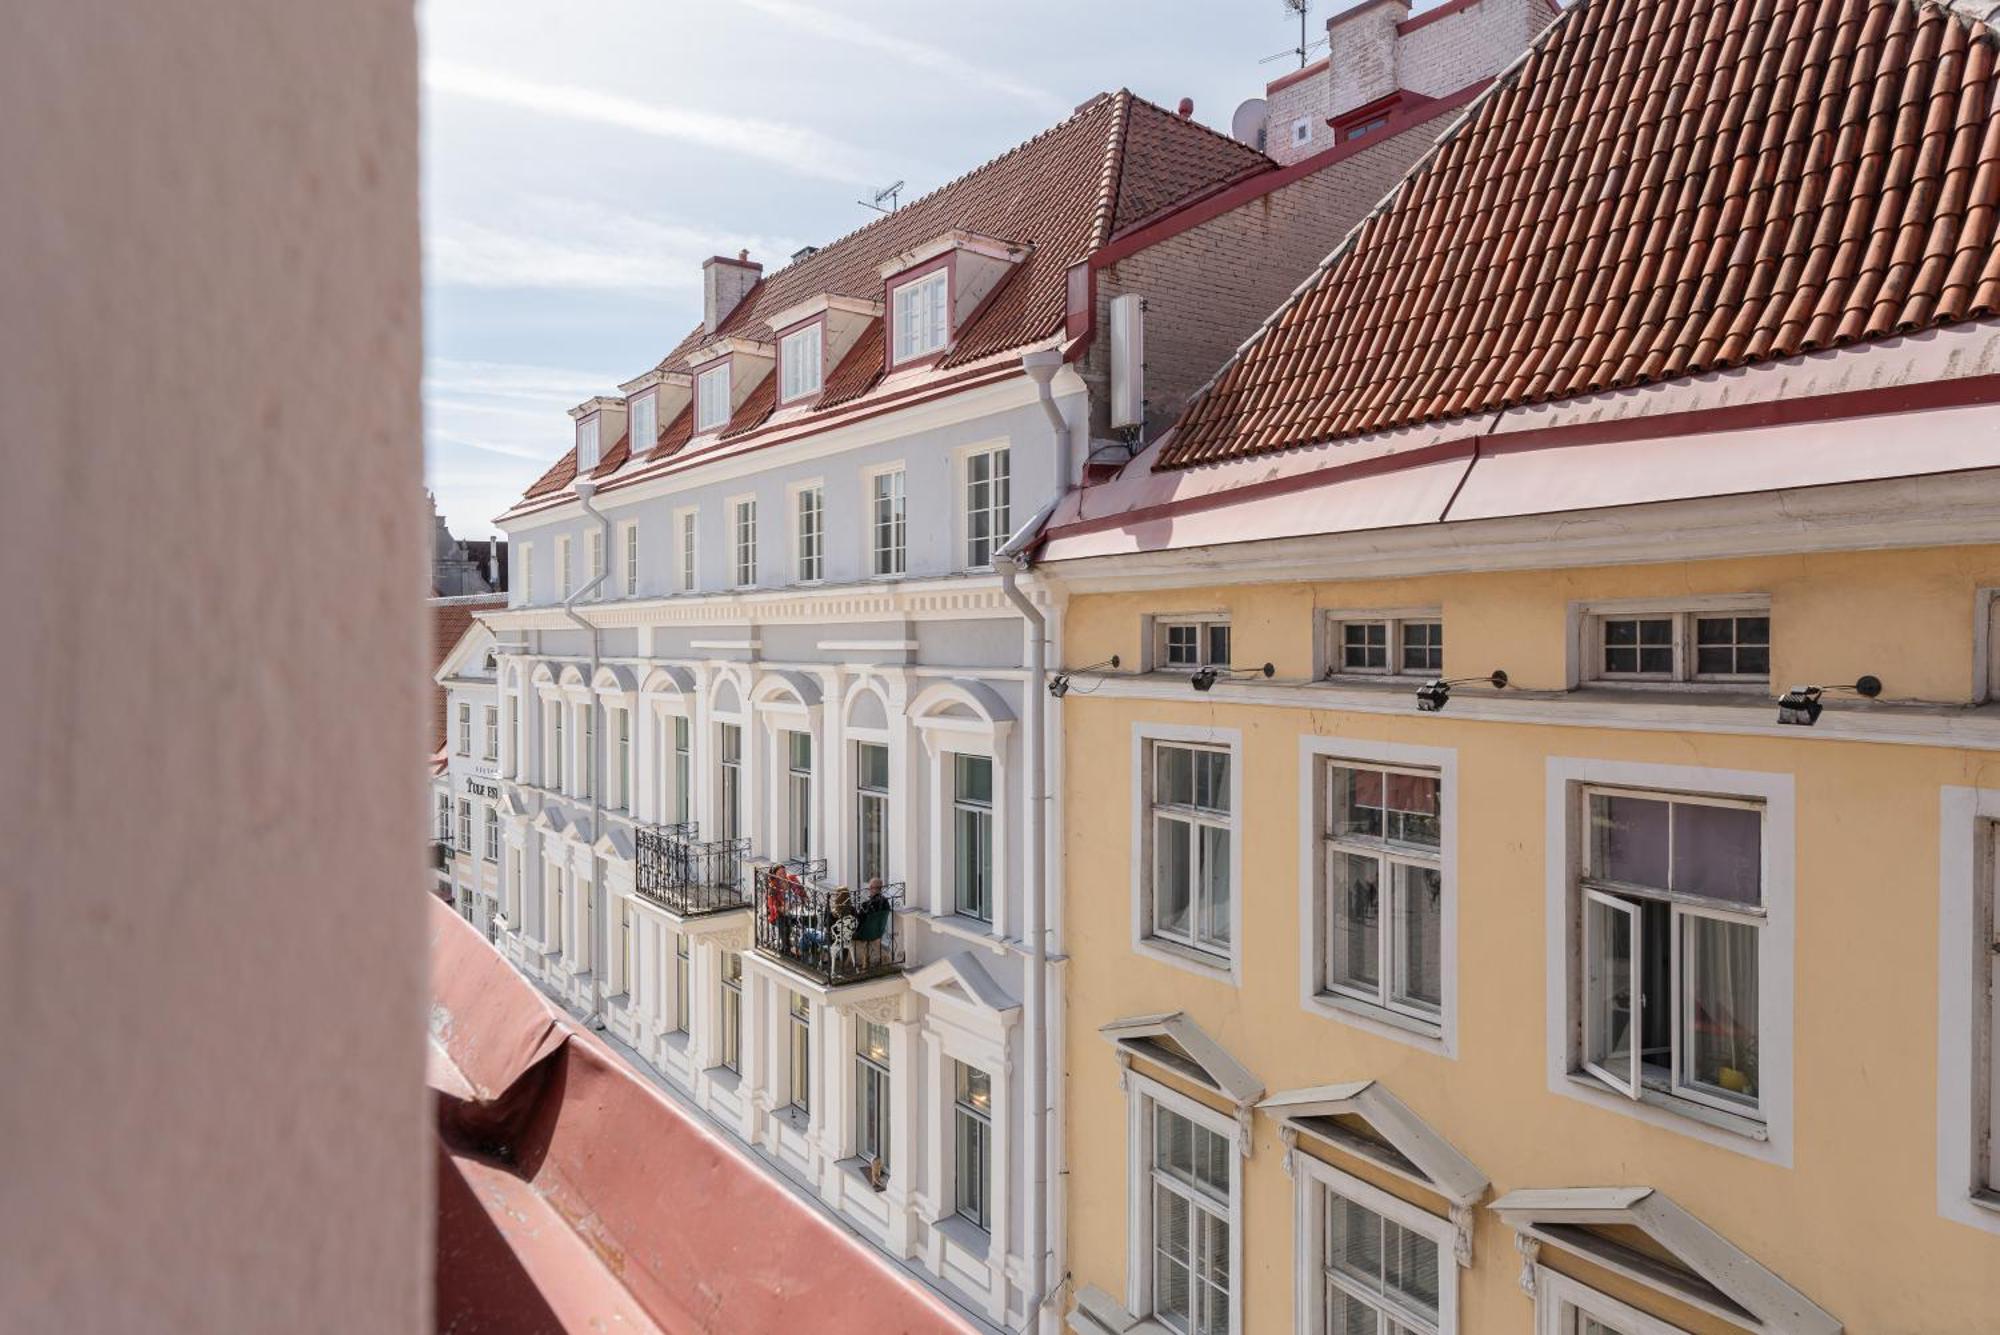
[1260,1081,1488,1206]
[911,950,1020,1019]
[1100,1011,1262,1113]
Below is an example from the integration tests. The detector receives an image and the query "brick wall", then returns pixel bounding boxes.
[1265,61,1333,166]
[1079,115,1445,442]
[1396,0,1561,101]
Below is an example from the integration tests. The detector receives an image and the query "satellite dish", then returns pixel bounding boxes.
[1231,98,1268,148]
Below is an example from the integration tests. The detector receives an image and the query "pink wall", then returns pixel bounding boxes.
[0,2,429,1329]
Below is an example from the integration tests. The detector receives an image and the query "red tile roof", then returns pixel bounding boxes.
[1159,0,2000,469]
[519,91,1271,503]
[430,597,504,752]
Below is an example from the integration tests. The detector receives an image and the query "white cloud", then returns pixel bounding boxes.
[424,60,879,184]
[724,0,1068,117]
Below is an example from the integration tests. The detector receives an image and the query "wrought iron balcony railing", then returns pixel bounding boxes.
[634,822,752,917]
[754,870,906,986]
[430,839,452,870]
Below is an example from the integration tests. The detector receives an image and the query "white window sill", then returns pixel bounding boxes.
[1564,1072,1768,1142]
[1305,989,1447,1053]
[1133,934,1235,984]
[925,911,1010,954]
[706,1065,742,1093]
[773,1103,810,1135]
[933,1211,991,1260]
[1970,1188,2000,1216]
[837,1155,892,1194]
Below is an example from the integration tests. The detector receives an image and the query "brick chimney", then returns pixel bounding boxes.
[702,250,762,333]
[1327,0,1409,121]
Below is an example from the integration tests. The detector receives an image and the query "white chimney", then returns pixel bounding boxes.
[703,250,762,332]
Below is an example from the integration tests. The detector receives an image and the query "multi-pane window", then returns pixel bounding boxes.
[547,865,565,953]
[855,742,890,886]
[1985,820,2000,1194]
[680,511,698,593]
[484,706,499,761]
[457,798,473,854]
[483,805,500,862]
[613,709,631,811]
[965,446,1011,569]
[787,991,812,1118]
[786,730,814,859]
[506,698,519,775]
[1159,619,1231,670]
[457,703,472,756]
[673,933,690,1034]
[624,523,639,597]
[953,1062,992,1229]
[521,543,534,603]
[550,708,565,790]
[1321,763,1444,1023]
[1149,1101,1232,1335]
[557,536,573,600]
[587,528,604,599]
[617,897,636,996]
[718,952,742,1073]
[953,753,993,922]
[871,469,907,576]
[672,715,691,825]
[795,485,823,583]
[1322,1189,1442,1335]
[855,1020,892,1169]
[891,270,948,363]
[780,323,823,401]
[1590,605,1770,683]
[576,415,599,470]
[1578,786,1764,1118]
[629,392,656,453]
[436,791,452,842]
[718,723,743,843]
[732,498,757,588]
[696,363,731,432]
[579,707,594,801]
[1331,617,1443,676]
[1149,743,1232,959]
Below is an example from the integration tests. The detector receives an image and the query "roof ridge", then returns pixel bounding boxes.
[1089,89,1137,252]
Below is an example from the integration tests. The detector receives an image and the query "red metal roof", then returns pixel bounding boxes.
[1158,0,2000,469]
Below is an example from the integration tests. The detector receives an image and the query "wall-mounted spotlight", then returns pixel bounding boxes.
[1049,655,1121,699]
[1191,663,1276,693]
[1415,670,1509,713]
[1775,675,1881,726]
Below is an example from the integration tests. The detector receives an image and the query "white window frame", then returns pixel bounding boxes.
[1291,116,1312,147]
[1571,596,1772,689]
[519,542,534,604]
[576,415,599,471]
[792,481,824,584]
[676,507,698,593]
[962,442,1011,571]
[890,268,948,364]
[951,1059,993,1230]
[779,322,823,402]
[1132,723,1242,982]
[456,797,472,854]
[1323,607,1444,678]
[1295,1154,1459,1335]
[1151,615,1231,672]
[695,362,731,433]
[456,702,472,756]
[1124,1070,1243,1335]
[854,1017,893,1168]
[1300,736,1457,1054]
[784,727,814,860]
[868,465,907,577]
[950,751,995,923]
[1545,757,1794,1164]
[586,528,604,600]
[620,520,639,597]
[730,496,757,589]
[672,932,691,1035]
[716,950,743,1073]
[1938,786,2000,1233]
[628,391,656,454]
[556,535,572,600]
[1531,1266,1686,1335]
[483,705,499,762]
[435,790,451,842]
[483,805,500,862]
[786,990,813,1119]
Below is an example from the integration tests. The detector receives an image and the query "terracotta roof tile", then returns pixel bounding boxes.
[646,402,695,463]
[814,317,885,409]
[1159,0,2000,469]
[429,598,504,752]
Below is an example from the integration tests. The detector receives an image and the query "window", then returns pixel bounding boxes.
[1578,786,1763,1119]
[547,865,565,953]
[855,1020,892,1169]
[1586,603,1770,684]
[679,510,698,593]
[612,708,630,811]
[629,392,656,453]
[1291,116,1312,147]
[672,715,691,825]
[953,754,993,922]
[717,952,742,1072]
[855,741,890,886]
[732,498,757,587]
[1342,115,1391,142]
[576,415,599,470]
[891,269,948,363]
[673,933,690,1035]
[965,445,1011,569]
[483,706,499,761]
[616,897,635,996]
[795,485,823,583]
[483,806,500,862]
[457,798,473,854]
[623,523,639,597]
[521,543,534,603]
[549,707,565,790]
[587,527,603,599]
[1147,743,1233,960]
[1146,1099,1232,1335]
[780,323,823,401]
[435,791,451,842]
[457,702,472,755]
[696,363,731,432]
[1329,615,1443,677]
[579,706,593,801]
[786,730,813,859]
[953,1061,992,1230]
[788,991,812,1118]
[1320,762,1443,1024]
[506,698,519,775]
[1158,618,1230,671]
[870,469,906,576]
[557,536,573,600]
[1305,1166,1451,1335]
[718,723,743,843]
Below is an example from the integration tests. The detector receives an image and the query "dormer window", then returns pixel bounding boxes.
[628,392,656,452]
[696,363,731,432]
[780,324,823,402]
[576,416,600,470]
[891,270,948,364]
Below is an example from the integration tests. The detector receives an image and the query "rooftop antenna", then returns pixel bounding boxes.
[1259,0,1328,67]
[857,180,905,215]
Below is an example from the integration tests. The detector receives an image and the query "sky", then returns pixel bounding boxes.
[418,0,1358,534]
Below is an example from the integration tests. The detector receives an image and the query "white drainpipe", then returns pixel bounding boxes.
[565,480,613,1026]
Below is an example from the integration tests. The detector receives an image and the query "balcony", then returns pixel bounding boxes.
[753,866,906,986]
[634,822,752,917]
[430,840,453,870]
